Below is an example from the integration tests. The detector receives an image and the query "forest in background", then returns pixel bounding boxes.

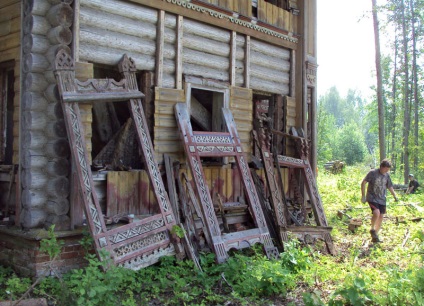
[317,0,424,184]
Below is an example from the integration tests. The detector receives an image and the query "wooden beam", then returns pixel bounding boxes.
[230,31,236,86]
[245,35,250,88]
[155,10,165,87]
[176,15,183,90]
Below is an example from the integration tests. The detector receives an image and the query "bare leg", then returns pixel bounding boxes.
[370,209,380,231]
[375,214,385,233]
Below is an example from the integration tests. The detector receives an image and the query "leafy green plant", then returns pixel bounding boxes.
[39,224,65,260]
[329,275,374,306]
[171,224,185,238]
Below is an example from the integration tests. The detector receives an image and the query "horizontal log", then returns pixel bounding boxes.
[21,130,48,150]
[0,34,20,51]
[45,119,68,138]
[45,214,70,230]
[31,1,51,16]
[22,110,48,130]
[44,70,56,84]
[46,198,69,216]
[24,15,50,35]
[251,50,291,71]
[250,38,290,60]
[0,2,20,23]
[46,3,73,28]
[21,169,49,189]
[0,17,19,37]
[80,0,157,24]
[184,19,231,43]
[21,151,48,169]
[44,138,71,158]
[24,72,49,92]
[46,102,64,120]
[183,48,229,70]
[47,25,72,45]
[48,0,74,5]
[79,6,157,41]
[44,84,60,102]
[46,176,70,198]
[250,76,290,95]
[23,34,50,55]
[21,189,48,208]
[0,46,19,62]
[1,0,22,10]
[250,63,290,83]
[45,158,70,176]
[19,208,47,229]
[21,91,49,111]
[183,32,230,57]
[79,25,156,57]
[23,53,50,73]
[78,43,155,70]
[183,62,229,82]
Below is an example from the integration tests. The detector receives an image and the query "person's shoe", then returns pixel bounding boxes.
[370,229,381,243]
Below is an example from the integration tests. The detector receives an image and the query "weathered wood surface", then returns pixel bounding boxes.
[106,170,157,218]
[153,88,185,163]
[230,86,253,157]
[55,50,181,269]
[175,102,279,263]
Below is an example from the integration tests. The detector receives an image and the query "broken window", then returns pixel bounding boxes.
[186,84,229,165]
[91,64,142,170]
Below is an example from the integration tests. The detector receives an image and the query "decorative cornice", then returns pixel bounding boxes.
[163,0,298,44]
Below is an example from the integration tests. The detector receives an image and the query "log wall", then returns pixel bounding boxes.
[19,0,73,229]
[78,0,290,94]
[11,0,295,229]
[250,38,290,95]
[0,0,21,164]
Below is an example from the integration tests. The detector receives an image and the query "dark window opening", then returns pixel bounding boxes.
[190,87,226,165]
[0,61,15,165]
[91,65,142,170]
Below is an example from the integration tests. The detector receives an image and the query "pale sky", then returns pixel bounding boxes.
[317,1,376,100]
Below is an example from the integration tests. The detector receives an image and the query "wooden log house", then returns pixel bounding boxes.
[0,0,327,277]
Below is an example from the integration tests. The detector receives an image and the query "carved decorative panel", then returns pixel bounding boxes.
[54,50,181,269]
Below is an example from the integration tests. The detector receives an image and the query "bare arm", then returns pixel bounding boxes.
[388,186,398,201]
[361,179,367,198]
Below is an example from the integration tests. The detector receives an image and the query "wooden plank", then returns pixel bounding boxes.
[257,0,264,21]
[272,4,279,27]
[155,87,185,101]
[245,35,250,88]
[176,16,183,89]
[230,31,236,86]
[155,10,165,87]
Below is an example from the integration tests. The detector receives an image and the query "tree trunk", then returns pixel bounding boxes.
[371,0,386,161]
[400,0,410,183]
[409,0,419,173]
[390,35,398,168]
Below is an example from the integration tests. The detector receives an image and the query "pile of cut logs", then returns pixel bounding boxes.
[324,160,344,174]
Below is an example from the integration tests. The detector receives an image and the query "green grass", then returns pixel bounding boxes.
[1,165,423,305]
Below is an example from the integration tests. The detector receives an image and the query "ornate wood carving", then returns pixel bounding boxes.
[306,61,317,87]
[175,103,279,263]
[54,50,181,269]
[253,100,335,255]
